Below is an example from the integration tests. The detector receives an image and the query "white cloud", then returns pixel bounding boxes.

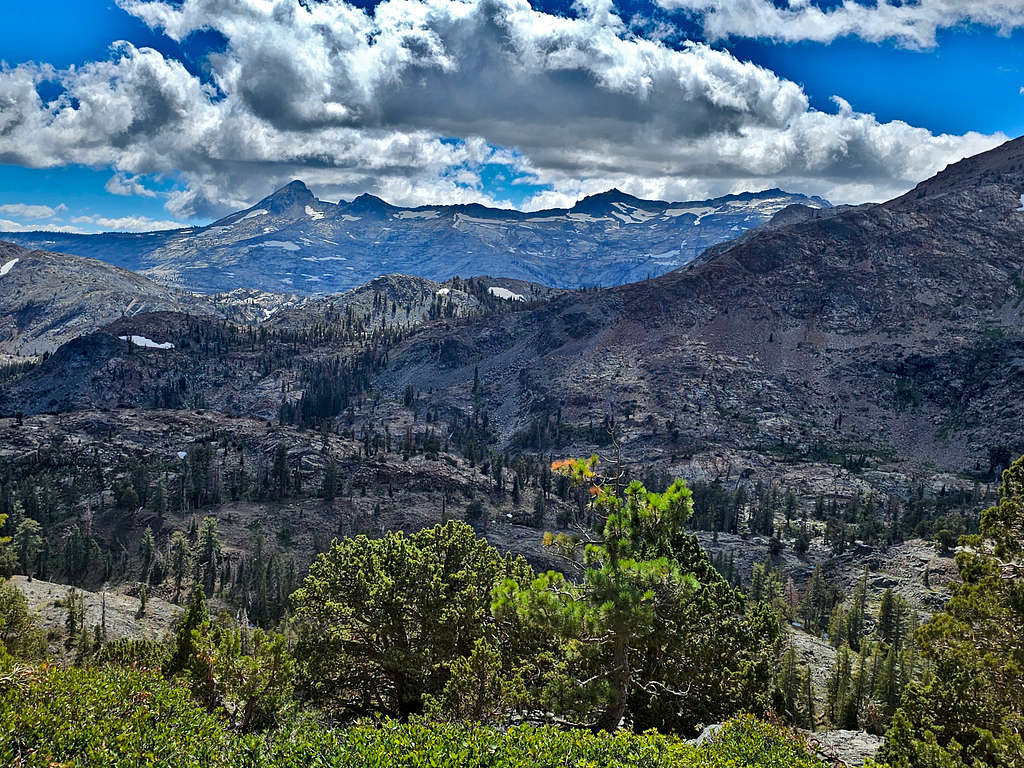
[70,214,185,232]
[0,203,62,219]
[0,218,83,233]
[661,0,1024,49]
[105,173,159,197]
[0,0,1007,217]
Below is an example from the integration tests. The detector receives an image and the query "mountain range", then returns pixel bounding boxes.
[5,137,1024,498]
[0,238,561,356]
[369,137,1024,485]
[0,184,828,295]
[6,136,1023,493]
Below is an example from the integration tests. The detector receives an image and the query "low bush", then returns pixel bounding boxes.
[0,665,830,768]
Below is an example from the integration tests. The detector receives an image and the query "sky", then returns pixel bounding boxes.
[0,0,1022,232]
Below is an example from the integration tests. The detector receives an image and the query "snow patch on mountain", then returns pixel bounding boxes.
[610,203,657,224]
[305,205,325,221]
[488,286,525,301]
[1016,193,1024,212]
[664,206,716,222]
[0,258,19,277]
[119,335,175,350]
[254,240,300,251]
[238,209,268,222]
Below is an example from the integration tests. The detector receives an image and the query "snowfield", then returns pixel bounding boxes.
[488,286,525,301]
[255,240,300,251]
[0,258,19,276]
[119,335,175,350]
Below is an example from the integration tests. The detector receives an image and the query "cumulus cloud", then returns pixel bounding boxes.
[661,0,1024,49]
[105,173,159,197]
[0,203,63,219]
[70,214,185,232]
[0,0,1008,218]
[0,218,83,233]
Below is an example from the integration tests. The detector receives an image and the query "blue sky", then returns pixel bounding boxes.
[0,0,1021,231]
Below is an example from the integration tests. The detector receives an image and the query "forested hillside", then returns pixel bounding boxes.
[2,454,1022,766]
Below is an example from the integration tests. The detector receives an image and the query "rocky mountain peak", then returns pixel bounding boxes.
[894,135,1024,205]
[571,188,657,214]
[258,179,316,213]
[345,192,395,215]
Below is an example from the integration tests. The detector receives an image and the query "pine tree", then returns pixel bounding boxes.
[826,646,852,724]
[827,604,847,648]
[799,564,829,633]
[494,457,780,735]
[139,526,156,583]
[841,642,871,729]
[14,518,43,581]
[800,667,816,729]
[197,517,221,595]
[778,646,800,723]
[876,588,909,651]
[64,588,84,650]
[846,567,868,651]
[874,645,901,719]
[164,584,209,677]
[321,456,338,501]
[169,531,191,603]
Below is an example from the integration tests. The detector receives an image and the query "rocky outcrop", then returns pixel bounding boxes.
[0,243,208,356]
[814,729,883,766]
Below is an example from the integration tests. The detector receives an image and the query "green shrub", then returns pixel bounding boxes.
[695,715,828,768]
[0,666,238,767]
[0,665,830,768]
[92,637,168,670]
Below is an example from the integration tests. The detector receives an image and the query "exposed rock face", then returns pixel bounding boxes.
[0,243,207,356]
[371,136,1024,483]
[814,729,883,766]
[1,183,828,294]
[10,575,181,654]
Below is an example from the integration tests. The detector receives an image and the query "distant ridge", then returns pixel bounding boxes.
[1,185,829,295]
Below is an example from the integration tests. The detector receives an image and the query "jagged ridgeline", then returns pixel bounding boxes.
[1,182,828,294]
